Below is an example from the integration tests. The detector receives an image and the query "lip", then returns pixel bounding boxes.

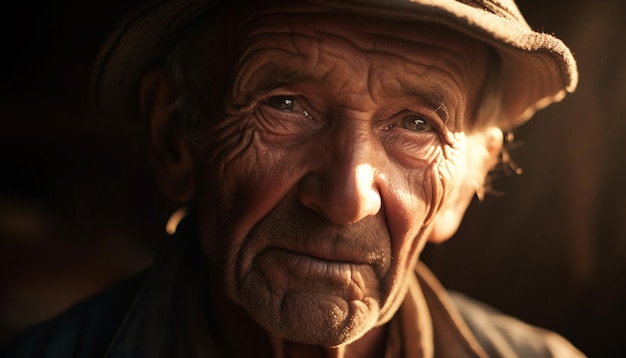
[257,247,378,286]
[252,217,394,275]
[290,241,377,265]
[289,229,387,260]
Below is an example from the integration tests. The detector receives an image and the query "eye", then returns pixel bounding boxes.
[262,95,312,120]
[266,96,298,112]
[401,115,434,132]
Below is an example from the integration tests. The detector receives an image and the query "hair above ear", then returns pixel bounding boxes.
[140,69,196,203]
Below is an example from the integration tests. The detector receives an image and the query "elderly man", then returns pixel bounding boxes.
[2,0,582,357]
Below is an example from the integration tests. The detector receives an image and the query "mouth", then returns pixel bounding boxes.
[282,247,361,271]
[255,247,383,294]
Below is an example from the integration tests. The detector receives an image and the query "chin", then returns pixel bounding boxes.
[237,271,382,347]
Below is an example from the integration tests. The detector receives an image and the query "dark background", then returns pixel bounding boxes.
[1,0,625,356]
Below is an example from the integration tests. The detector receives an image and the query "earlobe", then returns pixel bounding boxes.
[427,127,503,243]
[140,70,196,203]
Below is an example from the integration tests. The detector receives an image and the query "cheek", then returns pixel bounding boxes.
[383,135,448,240]
[195,115,308,252]
[438,135,474,201]
[373,150,448,322]
[379,146,446,264]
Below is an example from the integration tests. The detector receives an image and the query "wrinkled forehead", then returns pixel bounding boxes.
[232,3,486,83]
[235,0,486,59]
[217,1,490,125]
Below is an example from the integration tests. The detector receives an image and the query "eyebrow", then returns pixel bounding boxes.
[229,63,314,112]
[245,63,314,95]
[401,86,450,124]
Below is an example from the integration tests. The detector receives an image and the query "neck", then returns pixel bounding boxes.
[271,326,388,358]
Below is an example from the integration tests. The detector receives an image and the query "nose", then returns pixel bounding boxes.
[299,127,383,225]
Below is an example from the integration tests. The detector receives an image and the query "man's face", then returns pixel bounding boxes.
[194,2,489,347]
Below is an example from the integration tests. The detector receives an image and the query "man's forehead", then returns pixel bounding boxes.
[234,0,486,56]
[229,3,488,81]
[223,3,488,121]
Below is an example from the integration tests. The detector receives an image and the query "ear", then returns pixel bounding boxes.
[428,127,503,243]
[140,69,196,203]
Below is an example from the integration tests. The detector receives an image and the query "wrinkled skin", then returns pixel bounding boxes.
[145,1,501,356]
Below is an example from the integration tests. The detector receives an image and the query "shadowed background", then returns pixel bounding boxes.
[1,0,624,356]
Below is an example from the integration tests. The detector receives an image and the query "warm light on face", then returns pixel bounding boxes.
[193,2,491,347]
[351,163,382,220]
